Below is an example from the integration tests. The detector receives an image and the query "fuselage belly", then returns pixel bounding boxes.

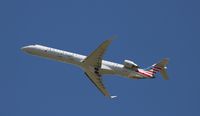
[22,45,144,79]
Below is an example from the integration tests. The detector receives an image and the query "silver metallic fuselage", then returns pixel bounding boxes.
[21,45,144,79]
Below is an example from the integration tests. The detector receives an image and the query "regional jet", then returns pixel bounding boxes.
[21,38,169,99]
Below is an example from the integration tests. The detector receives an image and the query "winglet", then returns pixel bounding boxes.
[110,96,117,99]
[108,35,117,42]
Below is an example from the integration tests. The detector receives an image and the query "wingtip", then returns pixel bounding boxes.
[108,35,117,41]
[110,96,117,99]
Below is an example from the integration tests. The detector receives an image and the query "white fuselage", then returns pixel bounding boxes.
[21,45,148,79]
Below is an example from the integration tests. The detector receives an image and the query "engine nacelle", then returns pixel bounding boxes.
[123,60,139,69]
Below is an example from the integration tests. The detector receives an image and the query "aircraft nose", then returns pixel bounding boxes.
[21,46,29,51]
[21,45,34,52]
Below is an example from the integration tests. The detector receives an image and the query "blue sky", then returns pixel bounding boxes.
[0,0,200,116]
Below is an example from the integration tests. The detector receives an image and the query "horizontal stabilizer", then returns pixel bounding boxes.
[160,67,169,80]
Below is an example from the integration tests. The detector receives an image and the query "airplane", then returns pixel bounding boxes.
[21,38,169,99]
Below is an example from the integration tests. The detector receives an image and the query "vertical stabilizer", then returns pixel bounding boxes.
[146,58,169,80]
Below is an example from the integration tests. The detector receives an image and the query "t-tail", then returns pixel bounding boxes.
[145,58,169,80]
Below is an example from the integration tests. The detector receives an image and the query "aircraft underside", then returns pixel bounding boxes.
[22,38,169,98]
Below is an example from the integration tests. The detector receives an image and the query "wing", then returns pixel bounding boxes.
[83,38,113,68]
[84,69,110,97]
[83,37,117,98]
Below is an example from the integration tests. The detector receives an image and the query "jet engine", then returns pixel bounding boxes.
[123,60,139,69]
